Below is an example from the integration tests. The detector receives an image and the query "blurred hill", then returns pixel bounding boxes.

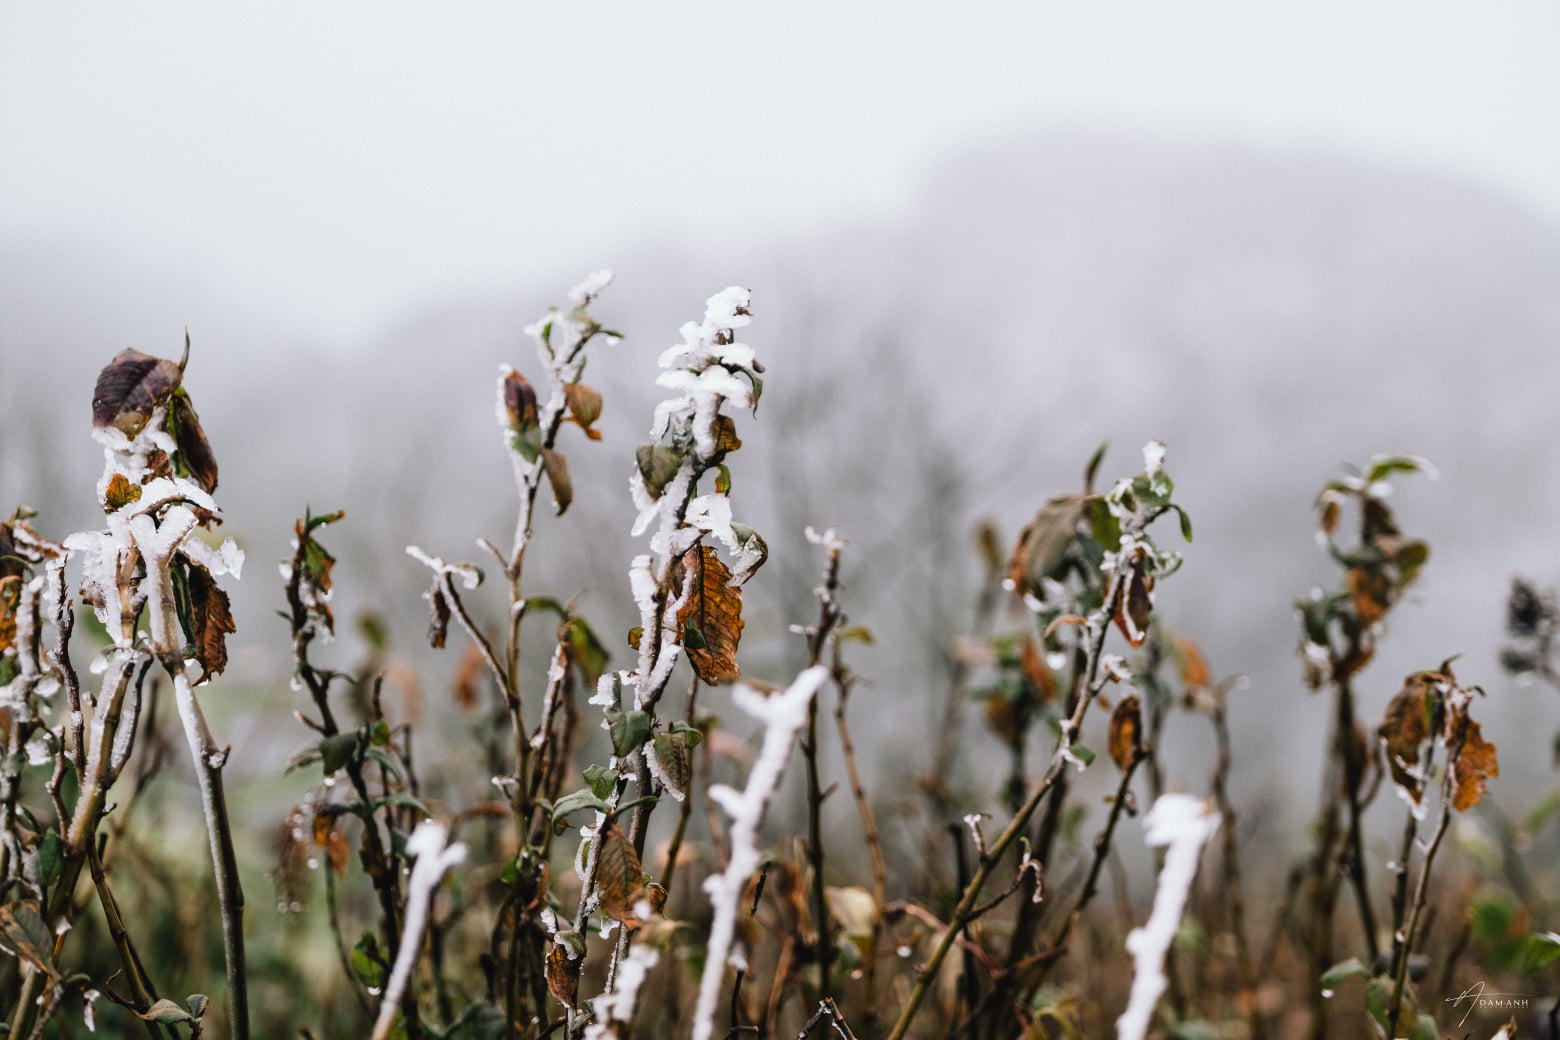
[5,128,1560,850]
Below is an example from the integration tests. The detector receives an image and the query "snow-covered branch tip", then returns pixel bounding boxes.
[371,821,468,1040]
[691,666,828,1040]
[1117,794,1221,1040]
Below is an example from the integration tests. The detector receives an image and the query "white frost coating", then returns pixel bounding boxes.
[803,525,847,552]
[691,666,828,1040]
[1117,795,1221,1040]
[370,822,469,1040]
[405,546,480,589]
[590,674,619,709]
[569,268,614,307]
[685,494,737,551]
[582,944,659,1040]
[1143,440,1167,475]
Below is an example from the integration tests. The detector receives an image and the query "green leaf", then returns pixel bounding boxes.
[510,426,542,464]
[320,732,360,775]
[369,720,392,747]
[683,618,706,650]
[1523,931,1560,971]
[670,721,703,748]
[564,617,610,687]
[1166,1022,1219,1040]
[445,1002,507,1040]
[364,746,404,781]
[553,789,612,821]
[583,764,619,800]
[839,625,875,644]
[351,932,387,990]
[1084,497,1121,554]
[1169,503,1194,543]
[635,444,684,499]
[1414,1013,1438,1040]
[499,858,518,886]
[371,793,432,818]
[604,708,652,759]
[1365,454,1434,484]
[35,830,61,887]
[1069,744,1096,767]
[520,597,568,620]
[1083,441,1109,493]
[715,464,732,495]
[1319,957,1370,989]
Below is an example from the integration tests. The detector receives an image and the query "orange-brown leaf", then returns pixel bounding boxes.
[1109,694,1143,773]
[452,643,486,711]
[1378,674,1432,805]
[105,473,143,510]
[546,943,581,1008]
[1021,636,1057,703]
[502,370,539,431]
[596,825,647,929]
[540,448,573,516]
[1348,567,1390,626]
[0,576,19,655]
[563,383,603,440]
[1449,715,1499,812]
[326,828,349,878]
[1173,636,1210,689]
[1007,496,1086,600]
[677,546,744,684]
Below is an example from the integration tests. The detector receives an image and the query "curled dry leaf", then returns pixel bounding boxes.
[635,444,683,500]
[0,575,17,654]
[502,370,539,431]
[183,560,236,678]
[425,579,451,649]
[546,943,581,1008]
[105,473,143,510]
[92,348,183,437]
[1379,674,1432,806]
[1348,567,1391,627]
[1114,561,1153,648]
[169,391,219,493]
[1447,710,1499,812]
[651,731,694,800]
[452,642,486,711]
[1109,694,1143,773]
[563,383,603,440]
[540,447,573,515]
[676,545,743,684]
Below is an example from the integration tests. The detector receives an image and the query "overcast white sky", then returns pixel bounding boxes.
[4,3,1558,344]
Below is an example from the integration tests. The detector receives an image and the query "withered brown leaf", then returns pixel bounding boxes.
[92,348,183,437]
[1109,693,1143,773]
[426,579,451,649]
[452,642,486,711]
[651,731,693,799]
[169,392,219,493]
[677,545,743,684]
[502,370,539,431]
[1448,712,1499,812]
[1379,674,1433,805]
[104,473,143,510]
[563,383,603,441]
[1173,636,1210,689]
[1114,562,1153,648]
[1348,567,1391,626]
[546,943,581,1008]
[595,825,647,928]
[1007,495,1087,600]
[184,560,236,678]
[540,448,573,516]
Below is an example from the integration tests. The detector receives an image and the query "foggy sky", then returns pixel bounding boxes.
[4,3,1558,345]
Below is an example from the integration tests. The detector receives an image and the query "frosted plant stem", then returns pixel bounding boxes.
[140,528,249,1040]
[371,822,467,1040]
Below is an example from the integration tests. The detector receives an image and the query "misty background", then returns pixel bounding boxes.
[5,5,1560,875]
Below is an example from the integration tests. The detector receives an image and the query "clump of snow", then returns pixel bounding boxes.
[1117,794,1221,1040]
[569,269,614,307]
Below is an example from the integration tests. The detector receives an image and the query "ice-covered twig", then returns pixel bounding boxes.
[371,821,468,1040]
[691,666,828,1040]
[1116,794,1221,1040]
